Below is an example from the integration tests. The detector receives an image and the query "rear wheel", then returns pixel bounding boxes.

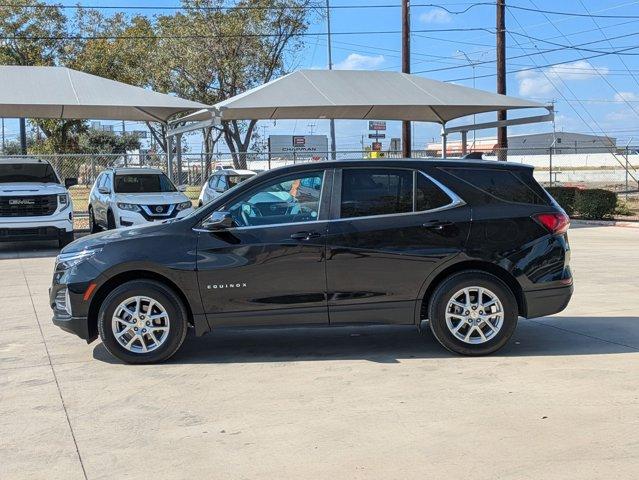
[428,271,518,356]
[97,280,188,364]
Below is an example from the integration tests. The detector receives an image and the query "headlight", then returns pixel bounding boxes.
[117,203,140,212]
[58,193,70,210]
[176,201,192,211]
[55,248,101,270]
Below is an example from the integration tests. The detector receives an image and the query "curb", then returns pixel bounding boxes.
[571,219,639,228]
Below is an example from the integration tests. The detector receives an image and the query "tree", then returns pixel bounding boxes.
[154,0,313,168]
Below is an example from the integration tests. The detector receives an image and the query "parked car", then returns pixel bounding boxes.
[0,157,77,248]
[88,167,193,231]
[198,168,256,206]
[51,159,573,364]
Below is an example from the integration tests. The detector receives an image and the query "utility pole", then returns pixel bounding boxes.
[1,118,5,154]
[326,0,337,159]
[19,118,27,154]
[496,0,507,160]
[401,0,411,158]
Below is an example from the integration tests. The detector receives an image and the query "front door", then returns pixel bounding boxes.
[326,167,471,325]
[196,169,331,327]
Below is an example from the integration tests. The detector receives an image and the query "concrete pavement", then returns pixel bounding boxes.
[1,226,638,480]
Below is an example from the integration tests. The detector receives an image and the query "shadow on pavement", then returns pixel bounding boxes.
[93,316,639,365]
[0,240,60,259]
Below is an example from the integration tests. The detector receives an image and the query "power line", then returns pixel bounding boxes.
[0,27,493,41]
[507,3,639,19]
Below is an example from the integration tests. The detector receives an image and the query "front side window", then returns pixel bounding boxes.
[224,171,323,227]
[341,169,412,219]
[208,175,221,189]
[0,163,59,184]
[114,173,176,193]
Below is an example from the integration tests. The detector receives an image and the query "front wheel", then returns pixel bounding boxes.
[106,209,116,230]
[88,207,100,233]
[428,271,518,356]
[97,280,188,364]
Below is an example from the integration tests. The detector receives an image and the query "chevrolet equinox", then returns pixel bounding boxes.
[51,160,573,363]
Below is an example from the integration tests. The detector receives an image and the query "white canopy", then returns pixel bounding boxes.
[177,69,545,125]
[0,66,207,123]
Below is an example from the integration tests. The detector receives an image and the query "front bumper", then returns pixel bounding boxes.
[523,283,573,318]
[52,311,93,341]
[0,211,74,240]
[116,207,193,228]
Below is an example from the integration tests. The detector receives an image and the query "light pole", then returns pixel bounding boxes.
[326,0,337,159]
[457,49,478,150]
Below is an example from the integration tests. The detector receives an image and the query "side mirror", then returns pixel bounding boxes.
[177,185,187,192]
[98,186,111,195]
[65,177,78,189]
[201,211,234,231]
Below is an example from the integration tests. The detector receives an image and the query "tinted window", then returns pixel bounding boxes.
[341,169,412,218]
[208,175,220,189]
[0,163,59,183]
[416,173,452,211]
[444,168,548,205]
[227,175,253,189]
[224,171,323,227]
[114,174,176,193]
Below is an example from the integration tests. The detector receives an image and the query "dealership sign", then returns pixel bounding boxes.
[269,135,329,158]
[368,121,387,131]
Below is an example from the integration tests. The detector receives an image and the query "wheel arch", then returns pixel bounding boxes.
[87,270,197,341]
[417,260,525,323]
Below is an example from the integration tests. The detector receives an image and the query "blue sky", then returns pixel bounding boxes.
[4,0,639,152]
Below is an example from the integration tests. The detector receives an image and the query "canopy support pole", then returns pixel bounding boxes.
[441,125,447,159]
[176,133,183,185]
[461,131,468,156]
[165,130,174,181]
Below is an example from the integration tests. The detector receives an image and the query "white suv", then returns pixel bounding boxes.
[88,167,193,231]
[198,168,256,206]
[0,158,76,248]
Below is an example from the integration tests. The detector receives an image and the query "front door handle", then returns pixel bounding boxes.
[422,220,454,230]
[290,231,321,240]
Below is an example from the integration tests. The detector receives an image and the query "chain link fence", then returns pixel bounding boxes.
[2,146,638,224]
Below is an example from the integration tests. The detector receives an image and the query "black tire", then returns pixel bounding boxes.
[106,209,116,230]
[58,231,74,249]
[97,280,189,364]
[88,207,100,233]
[428,270,518,356]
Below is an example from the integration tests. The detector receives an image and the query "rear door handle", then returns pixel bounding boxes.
[422,220,454,230]
[290,231,321,240]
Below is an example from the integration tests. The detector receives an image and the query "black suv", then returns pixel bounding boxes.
[51,160,573,363]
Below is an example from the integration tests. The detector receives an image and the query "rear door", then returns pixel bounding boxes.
[326,167,471,324]
[196,168,332,327]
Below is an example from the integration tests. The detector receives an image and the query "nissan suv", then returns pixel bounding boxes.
[51,160,573,363]
[87,167,193,231]
[0,157,77,247]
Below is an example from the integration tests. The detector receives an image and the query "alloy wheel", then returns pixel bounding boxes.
[444,286,504,344]
[111,296,170,353]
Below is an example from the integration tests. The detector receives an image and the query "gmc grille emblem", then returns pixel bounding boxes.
[207,283,248,290]
[9,199,35,205]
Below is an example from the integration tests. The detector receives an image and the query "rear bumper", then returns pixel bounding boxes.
[523,283,573,318]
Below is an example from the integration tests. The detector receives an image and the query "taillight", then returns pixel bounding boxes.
[533,212,570,234]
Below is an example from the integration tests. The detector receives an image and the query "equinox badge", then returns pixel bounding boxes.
[207,283,247,290]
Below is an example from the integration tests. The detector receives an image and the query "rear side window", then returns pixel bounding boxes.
[416,173,452,211]
[341,169,412,218]
[443,168,549,205]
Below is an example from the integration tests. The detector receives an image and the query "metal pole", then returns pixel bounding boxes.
[496,0,507,160]
[176,133,183,185]
[401,0,411,158]
[19,118,27,154]
[461,131,467,156]
[326,0,337,160]
[441,127,447,159]
[1,118,5,153]
[549,146,553,187]
[165,131,174,181]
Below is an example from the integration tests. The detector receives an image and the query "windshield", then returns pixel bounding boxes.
[0,163,60,184]
[114,174,176,193]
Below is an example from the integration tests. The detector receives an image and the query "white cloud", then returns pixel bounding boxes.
[516,60,609,96]
[334,53,384,70]
[614,91,639,102]
[419,9,452,23]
